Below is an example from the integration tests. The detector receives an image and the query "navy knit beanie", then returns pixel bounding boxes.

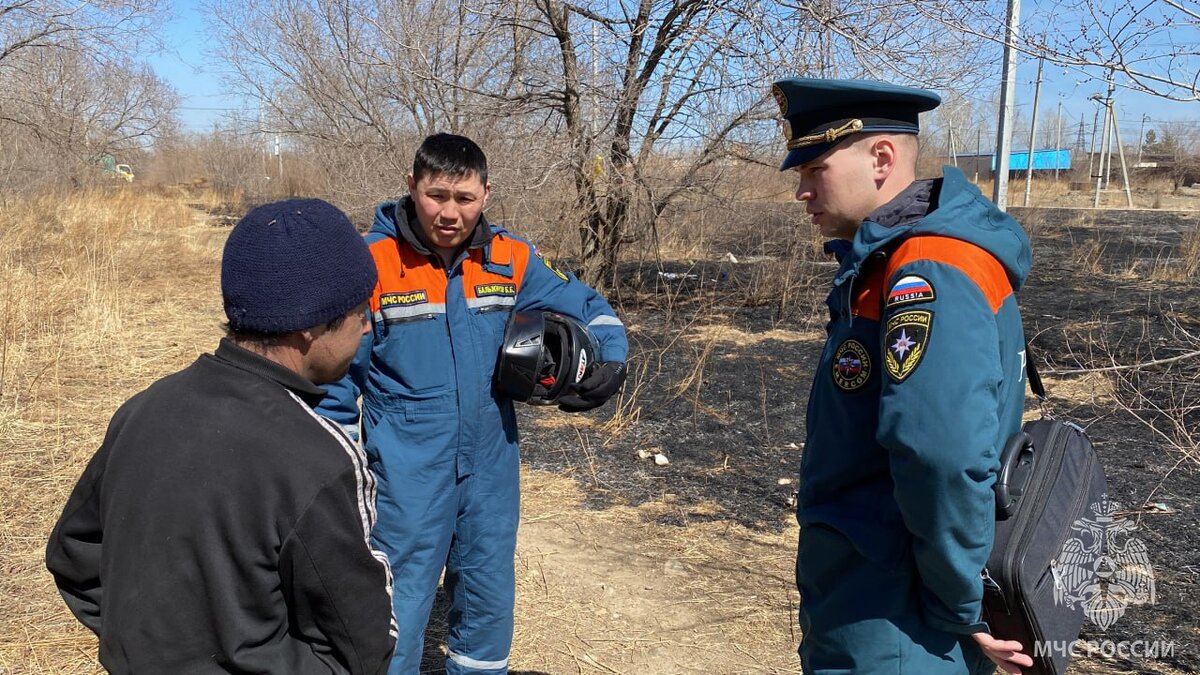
[222,198,377,333]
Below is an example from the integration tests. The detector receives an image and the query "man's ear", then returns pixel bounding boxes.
[297,327,319,354]
[405,173,416,195]
[481,181,492,209]
[871,137,898,182]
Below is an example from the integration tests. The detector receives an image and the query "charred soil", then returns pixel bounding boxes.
[518,207,1200,674]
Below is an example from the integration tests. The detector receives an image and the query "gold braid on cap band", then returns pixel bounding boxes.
[786,118,864,150]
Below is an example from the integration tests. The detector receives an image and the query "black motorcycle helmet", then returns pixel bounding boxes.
[495,311,597,405]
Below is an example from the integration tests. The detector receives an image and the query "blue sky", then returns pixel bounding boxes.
[145,0,242,132]
[149,1,1197,141]
[1030,61,1198,148]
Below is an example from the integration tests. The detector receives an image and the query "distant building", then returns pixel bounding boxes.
[945,149,1072,180]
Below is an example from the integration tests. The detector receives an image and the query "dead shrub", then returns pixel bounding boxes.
[1071,238,1107,276]
[1146,217,1200,282]
[1180,220,1200,280]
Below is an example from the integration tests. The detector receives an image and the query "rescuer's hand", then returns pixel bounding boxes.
[558,361,626,412]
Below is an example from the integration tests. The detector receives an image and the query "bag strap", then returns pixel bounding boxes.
[1025,340,1047,402]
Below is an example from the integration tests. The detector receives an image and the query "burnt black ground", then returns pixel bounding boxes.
[518,207,1200,673]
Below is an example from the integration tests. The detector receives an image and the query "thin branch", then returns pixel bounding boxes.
[1047,349,1200,376]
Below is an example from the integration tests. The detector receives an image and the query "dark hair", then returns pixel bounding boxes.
[223,312,350,348]
[223,323,290,349]
[412,133,488,186]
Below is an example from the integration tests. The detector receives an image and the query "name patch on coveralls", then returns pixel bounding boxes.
[832,339,871,392]
[886,275,935,308]
[380,290,429,307]
[474,283,516,298]
[885,310,932,382]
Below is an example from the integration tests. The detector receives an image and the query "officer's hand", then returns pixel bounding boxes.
[971,631,1032,674]
[558,361,626,412]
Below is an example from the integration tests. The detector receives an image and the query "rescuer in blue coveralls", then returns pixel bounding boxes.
[774,78,1036,674]
[317,134,628,675]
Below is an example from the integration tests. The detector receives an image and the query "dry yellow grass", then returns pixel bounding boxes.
[0,188,227,672]
[1023,373,1119,423]
[687,324,823,346]
[951,176,1199,211]
[0,188,803,674]
[3,188,1178,674]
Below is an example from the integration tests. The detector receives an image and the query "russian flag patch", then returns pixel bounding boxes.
[886,275,935,308]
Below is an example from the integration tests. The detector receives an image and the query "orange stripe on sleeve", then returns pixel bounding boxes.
[885,236,1012,313]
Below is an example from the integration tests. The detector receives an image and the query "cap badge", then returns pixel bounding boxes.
[771,83,788,116]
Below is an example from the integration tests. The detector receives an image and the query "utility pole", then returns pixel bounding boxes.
[1086,103,1100,180]
[259,103,268,192]
[1136,114,1150,166]
[1023,55,1044,206]
[1094,71,1115,208]
[948,121,958,167]
[1110,102,1133,207]
[975,127,983,183]
[1054,101,1063,182]
[275,134,283,193]
[591,21,599,138]
[1102,81,1116,191]
[992,0,1021,211]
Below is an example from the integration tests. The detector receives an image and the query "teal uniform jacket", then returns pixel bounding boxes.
[797,167,1032,673]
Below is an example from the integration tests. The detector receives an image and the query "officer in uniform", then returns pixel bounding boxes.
[773,78,1035,674]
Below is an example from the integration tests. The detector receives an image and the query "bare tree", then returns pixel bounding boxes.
[0,0,161,65]
[206,0,540,208]
[1143,120,1200,191]
[209,0,999,285]
[929,0,1200,102]
[0,0,173,186]
[514,0,995,283]
[1,45,174,150]
[206,0,540,149]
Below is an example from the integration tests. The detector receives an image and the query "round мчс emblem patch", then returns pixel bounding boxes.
[831,338,871,391]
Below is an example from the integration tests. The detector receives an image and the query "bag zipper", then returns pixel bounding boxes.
[999,421,1068,610]
[1043,427,1096,615]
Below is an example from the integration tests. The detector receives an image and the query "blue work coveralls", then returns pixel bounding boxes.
[797,167,1032,674]
[317,198,628,674]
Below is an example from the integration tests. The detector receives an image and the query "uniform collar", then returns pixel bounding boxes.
[212,338,327,404]
[831,177,940,286]
[865,178,938,230]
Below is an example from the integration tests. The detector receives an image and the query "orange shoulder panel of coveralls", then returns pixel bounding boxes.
[852,261,887,322]
[366,237,448,312]
[885,236,1012,313]
[462,234,531,299]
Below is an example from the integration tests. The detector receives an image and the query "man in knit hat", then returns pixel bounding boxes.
[47,198,397,674]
